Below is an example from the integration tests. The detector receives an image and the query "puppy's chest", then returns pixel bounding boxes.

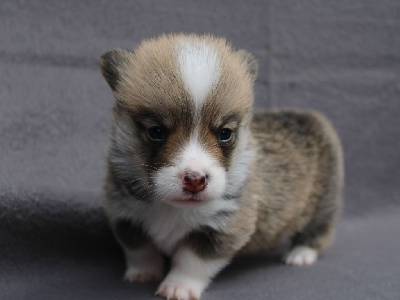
[139,204,223,255]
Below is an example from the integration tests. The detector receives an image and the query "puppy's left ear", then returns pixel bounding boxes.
[100,49,131,91]
[237,50,258,81]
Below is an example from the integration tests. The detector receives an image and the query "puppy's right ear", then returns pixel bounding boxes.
[100,49,131,91]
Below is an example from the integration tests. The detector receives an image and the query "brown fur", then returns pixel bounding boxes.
[243,110,343,253]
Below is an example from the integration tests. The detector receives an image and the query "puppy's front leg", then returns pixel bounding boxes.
[122,241,164,282]
[113,219,164,282]
[156,247,230,300]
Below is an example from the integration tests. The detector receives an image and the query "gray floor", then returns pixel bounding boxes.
[1,1,399,299]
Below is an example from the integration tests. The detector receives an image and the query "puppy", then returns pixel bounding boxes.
[100,34,343,300]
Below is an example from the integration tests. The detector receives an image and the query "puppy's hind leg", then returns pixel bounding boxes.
[285,193,342,266]
[287,121,343,266]
[285,226,334,266]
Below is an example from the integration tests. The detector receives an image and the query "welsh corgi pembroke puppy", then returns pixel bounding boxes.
[100,34,343,300]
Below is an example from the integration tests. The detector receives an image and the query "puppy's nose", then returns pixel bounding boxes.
[182,171,207,193]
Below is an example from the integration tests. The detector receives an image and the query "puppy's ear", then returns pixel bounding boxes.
[237,50,258,81]
[100,49,131,91]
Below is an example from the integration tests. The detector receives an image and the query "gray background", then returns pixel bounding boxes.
[1,0,399,299]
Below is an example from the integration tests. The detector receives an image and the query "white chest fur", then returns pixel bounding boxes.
[135,199,239,255]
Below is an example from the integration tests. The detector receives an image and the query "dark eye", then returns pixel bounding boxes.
[218,128,232,142]
[147,126,165,141]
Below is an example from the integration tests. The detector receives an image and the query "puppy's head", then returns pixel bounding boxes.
[101,34,257,207]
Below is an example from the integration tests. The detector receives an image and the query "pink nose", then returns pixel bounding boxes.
[182,171,207,193]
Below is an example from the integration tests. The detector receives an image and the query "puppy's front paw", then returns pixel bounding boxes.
[285,246,317,266]
[156,278,203,300]
[124,267,163,283]
[122,242,164,283]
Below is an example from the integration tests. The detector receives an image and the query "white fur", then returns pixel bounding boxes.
[157,247,230,300]
[286,246,318,266]
[143,200,238,255]
[110,132,240,255]
[177,39,221,109]
[106,195,238,255]
[154,131,227,208]
[122,242,164,282]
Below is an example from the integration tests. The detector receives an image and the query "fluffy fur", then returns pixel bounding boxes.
[100,34,343,300]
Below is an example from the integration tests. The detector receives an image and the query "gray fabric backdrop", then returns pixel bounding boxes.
[1,0,399,299]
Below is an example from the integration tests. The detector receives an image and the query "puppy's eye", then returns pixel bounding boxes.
[147,126,165,141]
[218,128,232,142]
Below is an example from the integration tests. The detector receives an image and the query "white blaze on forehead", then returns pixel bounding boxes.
[180,131,211,173]
[177,39,222,108]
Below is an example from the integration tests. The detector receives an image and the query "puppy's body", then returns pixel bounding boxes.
[100,34,343,300]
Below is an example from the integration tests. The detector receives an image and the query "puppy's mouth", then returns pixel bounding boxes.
[172,198,202,205]
[170,190,208,205]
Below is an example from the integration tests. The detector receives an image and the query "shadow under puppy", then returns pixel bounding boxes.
[100,34,343,300]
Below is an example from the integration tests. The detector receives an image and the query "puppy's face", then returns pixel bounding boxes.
[101,35,257,207]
